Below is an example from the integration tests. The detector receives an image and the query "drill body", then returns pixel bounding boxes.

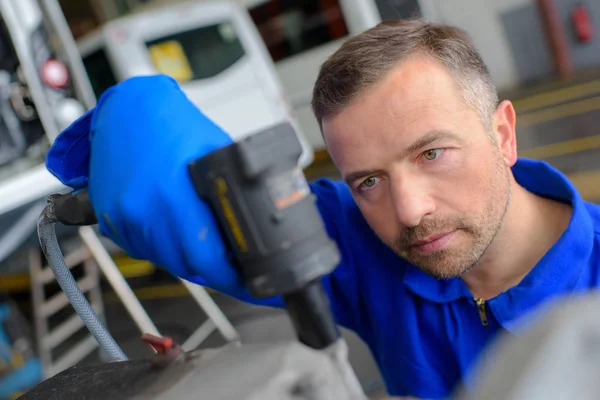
[188,122,342,349]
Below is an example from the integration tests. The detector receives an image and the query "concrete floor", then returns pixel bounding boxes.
[5,75,600,399]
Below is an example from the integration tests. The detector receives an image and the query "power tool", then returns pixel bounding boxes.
[50,122,344,352]
[28,121,366,399]
[188,122,341,350]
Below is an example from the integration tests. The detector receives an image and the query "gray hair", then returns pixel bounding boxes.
[311,19,499,134]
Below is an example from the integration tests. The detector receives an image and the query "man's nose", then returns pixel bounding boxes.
[390,177,435,228]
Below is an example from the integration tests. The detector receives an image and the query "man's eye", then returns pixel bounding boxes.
[362,177,379,188]
[422,149,442,161]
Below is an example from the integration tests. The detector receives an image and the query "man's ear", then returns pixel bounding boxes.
[493,100,518,167]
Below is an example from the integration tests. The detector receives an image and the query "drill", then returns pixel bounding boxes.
[48,122,345,351]
[188,122,342,350]
[39,121,365,398]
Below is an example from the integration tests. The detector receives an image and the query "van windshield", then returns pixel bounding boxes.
[145,21,245,82]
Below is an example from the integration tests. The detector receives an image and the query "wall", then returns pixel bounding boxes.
[500,2,554,86]
[554,0,600,71]
[418,0,533,92]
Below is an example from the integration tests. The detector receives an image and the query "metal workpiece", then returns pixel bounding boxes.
[323,338,368,399]
[26,290,600,400]
[21,340,368,400]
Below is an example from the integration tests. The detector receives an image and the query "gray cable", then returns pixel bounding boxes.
[37,204,128,362]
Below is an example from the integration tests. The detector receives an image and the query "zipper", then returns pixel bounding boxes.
[474,297,488,326]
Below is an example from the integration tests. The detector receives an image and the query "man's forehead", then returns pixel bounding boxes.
[332,57,461,113]
[323,61,463,142]
[321,58,474,177]
[381,58,463,107]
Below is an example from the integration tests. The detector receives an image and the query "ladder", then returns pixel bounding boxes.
[28,238,104,379]
[77,226,241,352]
[29,226,240,378]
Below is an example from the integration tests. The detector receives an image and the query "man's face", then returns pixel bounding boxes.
[321,57,514,279]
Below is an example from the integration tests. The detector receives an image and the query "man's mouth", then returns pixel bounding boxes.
[410,231,457,253]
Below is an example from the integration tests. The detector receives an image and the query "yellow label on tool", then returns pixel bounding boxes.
[215,177,249,253]
[148,41,193,82]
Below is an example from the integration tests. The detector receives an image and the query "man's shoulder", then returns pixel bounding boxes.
[309,177,361,224]
[584,201,600,240]
[568,201,600,291]
[584,201,600,235]
[579,201,600,269]
[309,177,352,203]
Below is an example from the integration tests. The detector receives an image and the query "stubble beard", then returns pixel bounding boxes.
[392,160,512,280]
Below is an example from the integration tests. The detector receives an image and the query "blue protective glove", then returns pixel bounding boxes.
[46,74,276,302]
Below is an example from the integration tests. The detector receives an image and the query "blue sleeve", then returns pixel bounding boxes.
[309,178,365,337]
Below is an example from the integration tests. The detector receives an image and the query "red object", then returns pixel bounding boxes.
[572,4,594,43]
[537,0,574,79]
[141,333,174,355]
[40,59,69,88]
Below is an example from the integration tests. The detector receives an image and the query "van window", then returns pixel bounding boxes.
[248,0,348,62]
[145,22,245,82]
[82,47,118,98]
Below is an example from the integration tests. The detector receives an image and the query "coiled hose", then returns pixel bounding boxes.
[37,198,128,362]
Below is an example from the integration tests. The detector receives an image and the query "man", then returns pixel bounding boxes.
[46,20,599,399]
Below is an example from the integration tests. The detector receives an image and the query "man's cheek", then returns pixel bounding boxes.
[360,205,398,243]
[427,150,473,185]
[446,154,490,187]
[434,168,486,210]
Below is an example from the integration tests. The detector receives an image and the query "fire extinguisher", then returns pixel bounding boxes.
[571,3,594,43]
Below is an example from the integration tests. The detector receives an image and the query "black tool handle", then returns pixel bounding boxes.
[49,189,98,226]
[283,280,340,349]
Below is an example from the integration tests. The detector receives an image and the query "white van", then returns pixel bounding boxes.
[76,0,314,168]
